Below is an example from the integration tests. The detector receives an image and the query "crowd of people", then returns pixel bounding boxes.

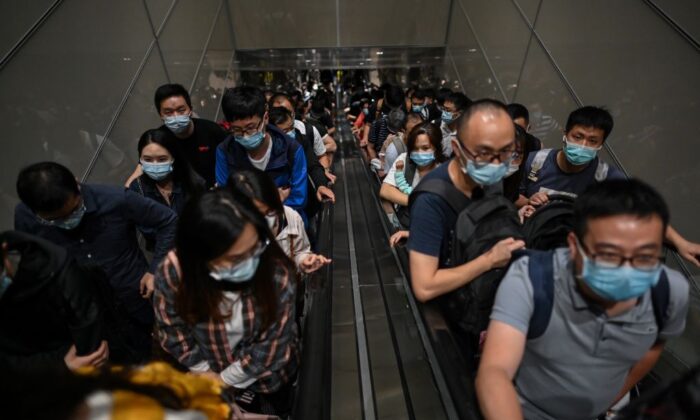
[1,76,699,419]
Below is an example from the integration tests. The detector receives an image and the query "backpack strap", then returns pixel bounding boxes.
[651,270,670,335]
[527,149,552,181]
[526,250,556,339]
[594,160,609,182]
[392,135,407,156]
[409,178,470,215]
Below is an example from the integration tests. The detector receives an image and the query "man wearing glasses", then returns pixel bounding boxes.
[216,86,308,222]
[476,179,689,420]
[407,99,525,303]
[14,162,177,360]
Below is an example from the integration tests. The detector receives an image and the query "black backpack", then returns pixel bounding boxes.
[410,179,523,336]
[522,194,576,250]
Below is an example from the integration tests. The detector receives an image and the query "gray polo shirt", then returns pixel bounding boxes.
[491,248,689,420]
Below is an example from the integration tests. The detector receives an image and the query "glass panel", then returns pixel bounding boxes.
[0,0,154,229]
[229,0,335,49]
[86,49,168,185]
[535,0,700,272]
[0,0,56,60]
[144,0,176,34]
[513,0,541,26]
[339,0,450,47]
[446,5,501,100]
[158,0,221,86]
[460,0,533,101]
[190,6,234,121]
[511,40,576,147]
[651,0,700,43]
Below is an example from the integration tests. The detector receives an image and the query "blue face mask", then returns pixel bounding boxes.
[38,202,86,230]
[577,241,662,301]
[412,104,425,113]
[441,110,455,124]
[362,108,370,116]
[285,129,297,140]
[210,256,261,283]
[410,151,436,167]
[141,161,173,181]
[234,121,266,150]
[505,162,520,178]
[562,136,599,166]
[0,270,12,300]
[462,159,508,186]
[163,114,191,134]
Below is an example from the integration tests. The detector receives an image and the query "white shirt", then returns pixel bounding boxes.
[190,291,256,389]
[440,121,456,157]
[383,153,422,189]
[294,119,327,156]
[248,137,272,170]
[276,206,313,270]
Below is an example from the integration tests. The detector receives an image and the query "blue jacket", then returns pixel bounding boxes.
[215,124,308,213]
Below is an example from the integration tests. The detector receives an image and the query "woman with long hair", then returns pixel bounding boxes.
[228,169,331,274]
[153,189,299,416]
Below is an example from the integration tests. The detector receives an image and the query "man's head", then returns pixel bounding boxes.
[442,92,472,126]
[453,99,516,186]
[154,84,193,135]
[269,92,294,115]
[16,162,84,228]
[410,89,427,113]
[506,103,530,131]
[383,84,405,111]
[268,106,295,136]
[437,87,452,108]
[405,112,424,137]
[569,179,668,302]
[561,106,613,166]
[387,109,407,134]
[221,86,268,149]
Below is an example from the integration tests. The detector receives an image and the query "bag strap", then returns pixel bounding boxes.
[404,157,417,186]
[651,270,670,335]
[528,149,552,180]
[594,160,609,182]
[526,250,555,339]
[392,135,406,156]
[136,177,145,196]
[409,178,470,215]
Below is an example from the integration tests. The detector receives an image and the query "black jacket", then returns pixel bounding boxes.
[0,231,103,374]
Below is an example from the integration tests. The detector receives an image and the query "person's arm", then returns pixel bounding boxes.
[0,345,70,373]
[515,194,530,208]
[665,225,700,267]
[312,126,327,157]
[152,259,208,370]
[283,147,308,211]
[303,134,329,192]
[124,164,143,188]
[123,190,177,273]
[476,320,527,420]
[409,250,493,302]
[380,183,409,207]
[609,341,664,406]
[222,268,297,386]
[62,263,104,356]
[214,145,229,187]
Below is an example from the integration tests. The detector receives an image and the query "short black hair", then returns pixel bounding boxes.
[154,84,192,113]
[506,103,529,124]
[445,92,472,112]
[311,91,329,114]
[221,86,266,122]
[268,106,293,126]
[16,162,80,213]
[565,106,614,140]
[459,98,509,130]
[411,89,426,100]
[269,91,291,109]
[437,87,452,106]
[573,178,669,240]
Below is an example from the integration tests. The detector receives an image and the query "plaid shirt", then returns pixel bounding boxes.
[153,251,299,393]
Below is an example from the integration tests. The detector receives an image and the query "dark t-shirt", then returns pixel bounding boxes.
[407,161,474,268]
[160,118,226,188]
[519,149,625,199]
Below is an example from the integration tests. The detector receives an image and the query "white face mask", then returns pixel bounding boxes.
[265,213,278,232]
[505,162,520,177]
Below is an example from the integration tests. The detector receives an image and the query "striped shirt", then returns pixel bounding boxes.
[153,251,299,393]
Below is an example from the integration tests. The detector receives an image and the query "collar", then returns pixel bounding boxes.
[79,184,99,214]
[139,177,183,194]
